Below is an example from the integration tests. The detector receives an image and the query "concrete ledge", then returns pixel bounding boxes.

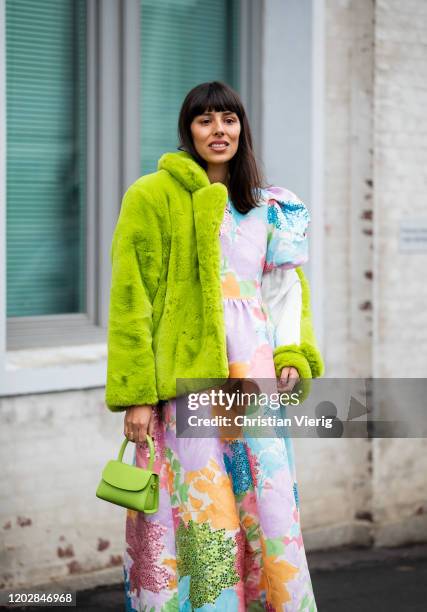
[304,521,374,551]
[374,514,427,548]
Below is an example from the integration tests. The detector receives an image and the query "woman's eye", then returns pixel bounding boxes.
[200,116,236,125]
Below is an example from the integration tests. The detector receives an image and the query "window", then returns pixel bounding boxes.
[6,0,87,318]
[140,0,240,174]
[4,0,105,352]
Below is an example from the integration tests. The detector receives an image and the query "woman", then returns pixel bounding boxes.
[105,81,323,611]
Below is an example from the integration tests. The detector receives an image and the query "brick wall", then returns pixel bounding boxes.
[323,0,427,548]
[0,390,125,589]
[372,0,427,545]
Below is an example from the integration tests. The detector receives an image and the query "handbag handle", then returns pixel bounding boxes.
[117,435,155,472]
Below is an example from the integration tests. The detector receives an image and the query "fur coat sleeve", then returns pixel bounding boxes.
[104,181,167,412]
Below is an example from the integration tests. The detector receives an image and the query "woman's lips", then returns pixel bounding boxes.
[209,143,229,152]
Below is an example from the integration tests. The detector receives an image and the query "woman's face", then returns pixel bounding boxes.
[190,109,241,165]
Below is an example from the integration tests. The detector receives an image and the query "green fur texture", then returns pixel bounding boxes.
[105,151,324,412]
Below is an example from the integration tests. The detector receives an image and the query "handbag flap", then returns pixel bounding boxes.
[102,460,153,491]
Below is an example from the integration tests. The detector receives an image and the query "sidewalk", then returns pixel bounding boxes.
[4,544,427,611]
[309,543,427,611]
[74,543,427,611]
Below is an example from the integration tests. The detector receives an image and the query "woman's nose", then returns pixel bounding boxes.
[213,120,225,134]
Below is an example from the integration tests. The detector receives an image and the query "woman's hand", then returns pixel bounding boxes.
[124,405,155,443]
[277,367,300,392]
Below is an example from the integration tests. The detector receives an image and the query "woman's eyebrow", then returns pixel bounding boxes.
[201,111,235,116]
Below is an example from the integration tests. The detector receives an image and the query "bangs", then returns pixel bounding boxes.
[189,82,242,119]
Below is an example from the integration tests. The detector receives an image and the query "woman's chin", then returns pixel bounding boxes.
[204,151,234,164]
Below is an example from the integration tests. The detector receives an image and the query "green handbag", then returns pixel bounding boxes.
[96,435,159,513]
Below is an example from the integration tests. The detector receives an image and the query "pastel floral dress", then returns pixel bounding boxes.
[124,187,317,611]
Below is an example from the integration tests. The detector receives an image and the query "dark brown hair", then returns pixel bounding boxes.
[177,81,269,214]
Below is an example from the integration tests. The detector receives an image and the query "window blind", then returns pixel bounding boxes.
[6,0,87,317]
[140,0,240,175]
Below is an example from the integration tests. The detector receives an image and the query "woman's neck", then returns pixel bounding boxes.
[207,162,230,188]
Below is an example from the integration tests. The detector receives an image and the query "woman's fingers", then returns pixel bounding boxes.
[124,405,153,442]
[277,367,290,391]
[136,425,148,444]
[148,412,155,437]
[278,367,300,392]
[125,423,147,443]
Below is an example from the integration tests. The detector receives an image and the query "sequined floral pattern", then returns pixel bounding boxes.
[126,514,171,594]
[176,519,240,608]
[122,187,317,611]
[223,440,253,495]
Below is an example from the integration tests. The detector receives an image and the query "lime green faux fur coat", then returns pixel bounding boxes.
[105,151,324,412]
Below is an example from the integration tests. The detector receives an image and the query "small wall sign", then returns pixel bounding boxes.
[399,219,427,252]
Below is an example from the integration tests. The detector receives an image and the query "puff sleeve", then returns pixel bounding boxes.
[260,186,324,381]
[264,186,310,272]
